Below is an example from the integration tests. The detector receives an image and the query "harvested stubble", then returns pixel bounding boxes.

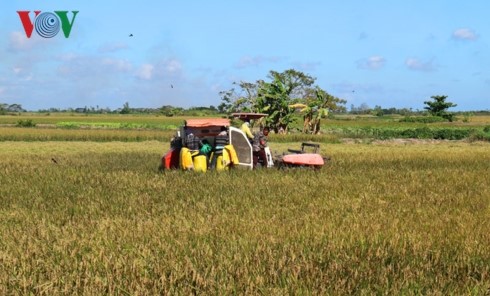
[0,141,489,294]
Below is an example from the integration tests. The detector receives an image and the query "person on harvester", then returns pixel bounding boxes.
[209,126,229,169]
[252,126,269,168]
[185,131,201,151]
[240,119,254,142]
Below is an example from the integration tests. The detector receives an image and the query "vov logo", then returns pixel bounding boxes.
[17,11,79,38]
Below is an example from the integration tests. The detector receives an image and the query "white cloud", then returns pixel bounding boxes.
[357,56,386,70]
[58,53,79,62]
[11,66,33,81]
[0,87,5,95]
[405,57,437,72]
[165,59,182,74]
[332,82,384,94]
[8,31,34,51]
[292,61,322,72]
[145,58,184,80]
[234,55,281,69]
[452,28,478,41]
[8,31,53,52]
[102,58,132,72]
[135,64,154,80]
[236,56,262,68]
[98,42,129,53]
[57,55,133,78]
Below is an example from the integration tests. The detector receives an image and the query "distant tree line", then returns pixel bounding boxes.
[1,92,488,123]
[18,102,221,116]
[349,103,417,116]
[0,103,26,114]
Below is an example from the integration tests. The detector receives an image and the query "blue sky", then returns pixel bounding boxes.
[1,0,489,111]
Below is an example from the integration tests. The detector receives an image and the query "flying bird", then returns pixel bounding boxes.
[129,34,133,37]
[171,84,174,88]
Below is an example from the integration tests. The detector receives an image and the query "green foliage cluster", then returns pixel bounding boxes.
[268,133,340,144]
[468,126,490,141]
[220,69,346,133]
[255,72,299,133]
[399,116,448,123]
[424,95,457,122]
[0,142,489,294]
[15,119,36,127]
[325,126,483,140]
[1,103,25,114]
[119,102,131,114]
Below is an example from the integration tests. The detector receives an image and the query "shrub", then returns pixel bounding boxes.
[468,129,490,142]
[16,119,36,127]
[399,116,447,123]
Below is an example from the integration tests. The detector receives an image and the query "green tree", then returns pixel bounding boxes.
[218,81,259,114]
[219,69,346,133]
[8,104,25,112]
[0,103,7,115]
[424,95,457,122]
[371,105,384,117]
[218,89,235,114]
[255,75,296,133]
[253,69,317,132]
[160,105,177,117]
[120,102,131,114]
[257,70,345,134]
[291,87,346,134]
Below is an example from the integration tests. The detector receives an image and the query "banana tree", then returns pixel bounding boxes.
[255,76,297,133]
[290,87,339,134]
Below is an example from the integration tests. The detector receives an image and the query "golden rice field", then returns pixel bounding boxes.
[1,138,489,294]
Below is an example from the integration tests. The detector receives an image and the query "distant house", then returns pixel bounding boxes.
[75,108,86,113]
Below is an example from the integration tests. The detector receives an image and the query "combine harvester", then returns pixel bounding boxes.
[160,114,327,172]
[160,117,253,171]
[275,142,326,169]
